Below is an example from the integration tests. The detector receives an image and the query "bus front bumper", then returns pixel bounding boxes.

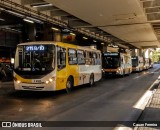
[14,81,56,91]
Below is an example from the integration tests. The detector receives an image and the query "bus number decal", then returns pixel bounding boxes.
[33,80,41,83]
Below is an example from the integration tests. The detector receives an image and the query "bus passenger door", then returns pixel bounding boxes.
[56,47,67,90]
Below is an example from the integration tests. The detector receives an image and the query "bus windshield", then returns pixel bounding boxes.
[14,44,55,76]
[132,58,138,67]
[103,56,120,69]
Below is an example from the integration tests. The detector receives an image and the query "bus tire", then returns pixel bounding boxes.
[66,77,73,93]
[89,74,94,87]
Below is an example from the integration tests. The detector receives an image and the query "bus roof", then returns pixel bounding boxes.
[18,41,101,52]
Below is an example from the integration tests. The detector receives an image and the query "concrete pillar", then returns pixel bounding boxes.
[131,49,136,56]
[54,31,62,42]
[22,22,36,42]
[102,43,107,52]
[138,49,143,56]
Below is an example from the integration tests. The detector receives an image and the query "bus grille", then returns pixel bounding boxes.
[22,86,44,90]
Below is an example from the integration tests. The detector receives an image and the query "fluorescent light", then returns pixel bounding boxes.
[52,27,59,31]
[23,18,34,23]
[32,3,52,8]
[113,45,119,48]
[70,33,75,36]
[0,18,5,21]
[83,37,88,39]
[5,27,21,33]
[7,10,24,18]
[93,40,97,42]
[26,16,43,24]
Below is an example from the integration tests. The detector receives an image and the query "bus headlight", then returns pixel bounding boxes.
[101,69,105,73]
[45,77,55,84]
[14,77,21,84]
[45,81,49,84]
[49,78,53,82]
[116,68,121,73]
[17,80,21,84]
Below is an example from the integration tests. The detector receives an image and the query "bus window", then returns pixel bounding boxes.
[77,50,85,65]
[57,47,66,70]
[96,53,101,65]
[93,53,97,65]
[68,49,77,65]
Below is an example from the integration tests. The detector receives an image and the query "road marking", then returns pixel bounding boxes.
[133,72,150,79]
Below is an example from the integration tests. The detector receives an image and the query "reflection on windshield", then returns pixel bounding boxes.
[15,44,55,75]
[132,59,138,67]
[103,56,120,69]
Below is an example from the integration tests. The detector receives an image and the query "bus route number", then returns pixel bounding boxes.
[33,80,41,83]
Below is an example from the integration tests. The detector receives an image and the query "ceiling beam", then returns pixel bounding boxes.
[21,0,44,5]
[37,6,60,12]
[143,0,160,8]
[50,10,70,17]
[68,20,91,28]
[147,13,160,21]
[145,7,160,13]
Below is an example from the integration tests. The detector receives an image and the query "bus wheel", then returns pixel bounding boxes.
[89,74,94,87]
[66,77,73,93]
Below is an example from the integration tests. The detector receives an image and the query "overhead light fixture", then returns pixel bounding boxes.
[32,3,52,8]
[52,27,59,31]
[4,27,21,33]
[83,37,88,40]
[26,16,43,24]
[113,45,119,48]
[93,40,97,42]
[70,33,76,36]
[0,18,5,21]
[23,18,34,23]
[6,10,24,18]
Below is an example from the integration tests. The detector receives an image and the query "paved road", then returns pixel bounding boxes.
[0,64,160,130]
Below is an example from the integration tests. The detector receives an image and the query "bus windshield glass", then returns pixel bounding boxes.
[102,55,120,69]
[14,44,55,75]
[132,58,138,67]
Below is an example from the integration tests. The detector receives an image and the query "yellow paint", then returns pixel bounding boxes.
[15,74,32,83]
[55,42,79,90]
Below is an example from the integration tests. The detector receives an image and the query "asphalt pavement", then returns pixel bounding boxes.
[0,64,160,130]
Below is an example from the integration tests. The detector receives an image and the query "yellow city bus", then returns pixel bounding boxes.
[102,52,132,76]
[132,56,144,72]
[13,41,102,92]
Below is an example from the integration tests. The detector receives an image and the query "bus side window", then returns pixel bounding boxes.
[77,50,85,65]
[68,49,77,65]
[57,46,66,70]
[85,51,90,65]
[86,51,91,65]
[89,52,93,65]
[96,53,101,65]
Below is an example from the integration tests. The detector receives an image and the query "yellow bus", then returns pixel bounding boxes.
[132,56,144,72]
[13,41,102,92]
[102,52,132,76]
